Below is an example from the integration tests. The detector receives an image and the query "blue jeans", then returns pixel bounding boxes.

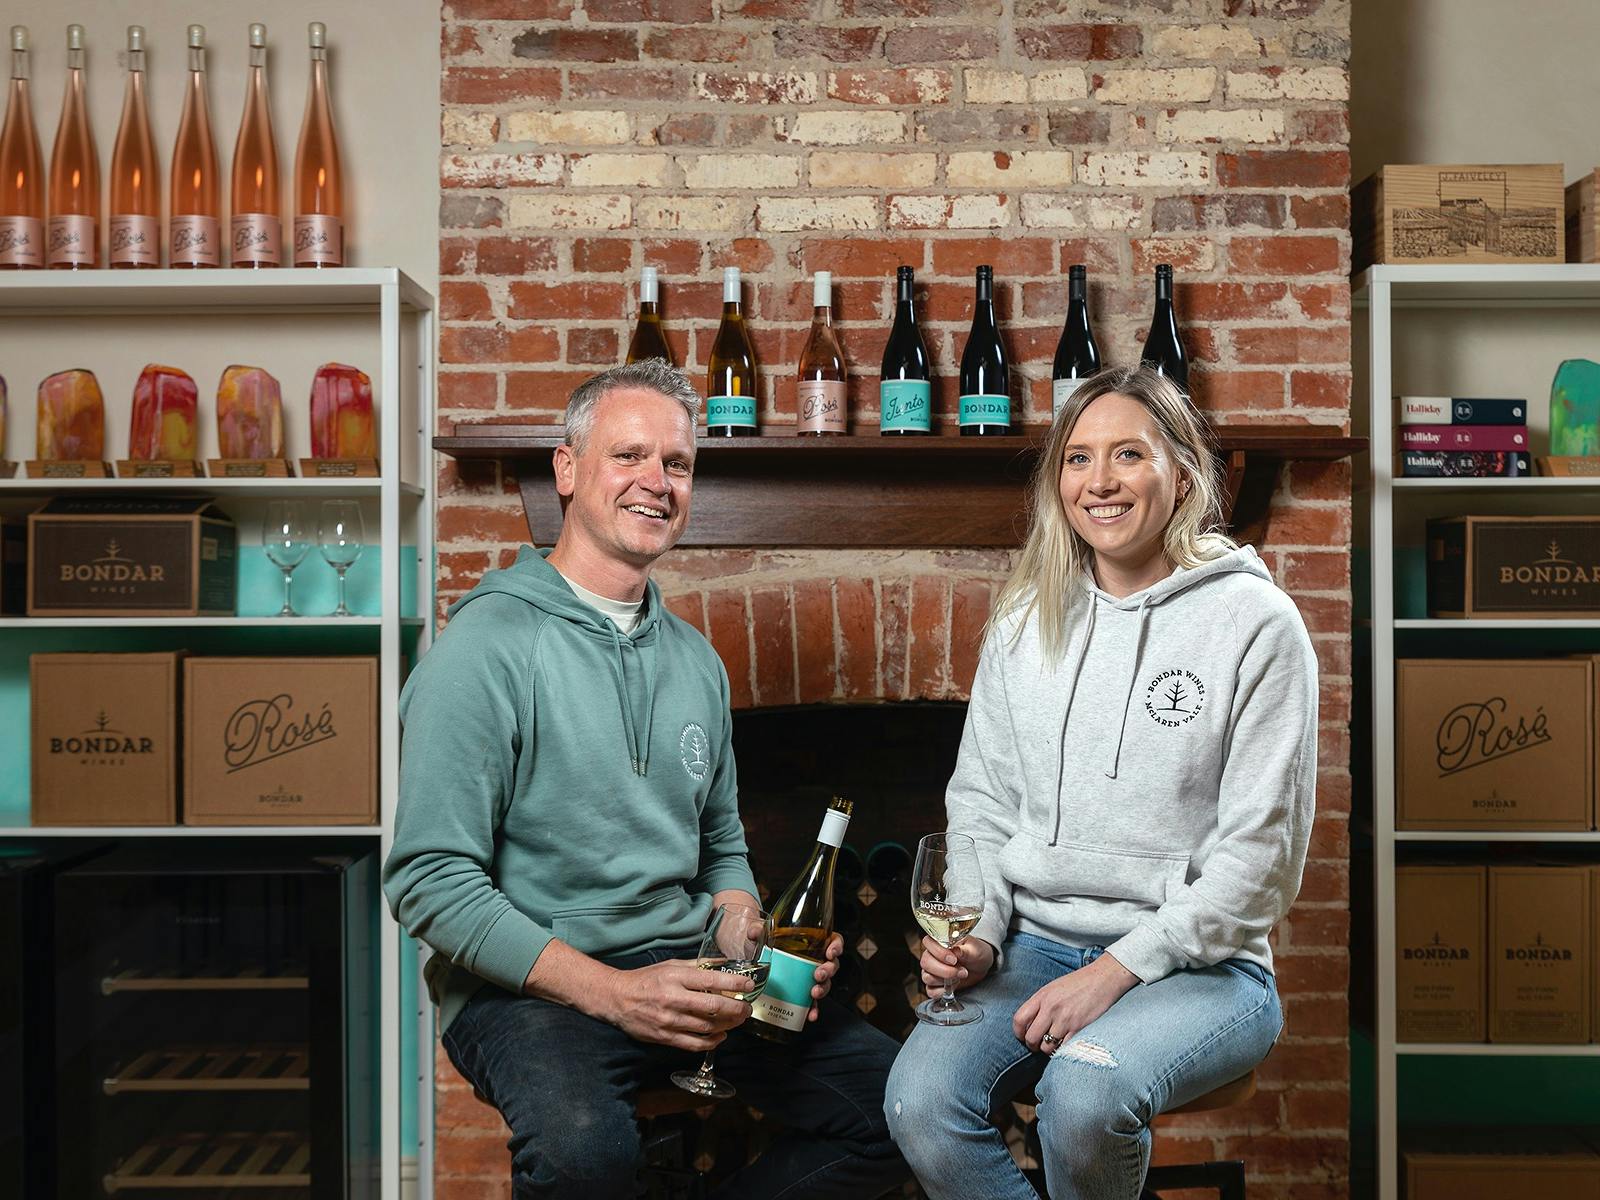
[884,933,1282,1200]
[442,946,907,1200]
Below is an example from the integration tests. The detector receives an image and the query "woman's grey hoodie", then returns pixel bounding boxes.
[949,545,1318,983]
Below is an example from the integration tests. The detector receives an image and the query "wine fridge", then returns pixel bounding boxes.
[53,843,376,1198]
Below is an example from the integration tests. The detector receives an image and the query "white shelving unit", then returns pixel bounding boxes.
[1355,263,1600,1200]
[0,268,436,1200]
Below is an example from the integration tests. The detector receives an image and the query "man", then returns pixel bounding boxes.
[384,360,905,1199]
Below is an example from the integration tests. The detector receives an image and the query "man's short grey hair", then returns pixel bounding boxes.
[564,361,702,450]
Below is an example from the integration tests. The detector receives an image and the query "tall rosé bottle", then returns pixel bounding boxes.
[230,22,280,268]
[294,22,343,268]
[0,27,45,269]
[169,24,219,268]
[47,24,99,269]
[109,26,159,268]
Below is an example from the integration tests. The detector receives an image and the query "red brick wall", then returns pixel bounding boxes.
[434,2,1353,1197]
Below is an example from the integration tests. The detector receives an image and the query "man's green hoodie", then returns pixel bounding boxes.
[382,547,758,1032]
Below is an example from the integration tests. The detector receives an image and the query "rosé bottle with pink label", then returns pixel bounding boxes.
[169,25,219,269]
[109,26,159,269]
[229,23,280,268]
[47,24,98,270]
[0,28,45,270]
[294,22,343,268]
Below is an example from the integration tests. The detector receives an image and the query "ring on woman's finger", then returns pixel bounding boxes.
[1040,1032,1062,1048]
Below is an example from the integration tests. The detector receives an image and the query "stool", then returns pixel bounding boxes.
[636,1086,713,1200]
[1020,1070,1255,1200]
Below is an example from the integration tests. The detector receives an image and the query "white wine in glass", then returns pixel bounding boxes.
[912,831,985,1026]
[262,499,310,617]
[672,902,770,1100]
[318,499,364,616]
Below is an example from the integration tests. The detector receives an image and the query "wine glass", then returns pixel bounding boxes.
[262,500,310,618]
[671,902,771,1100]
[318,500,365,617]
[911,832,985,1026]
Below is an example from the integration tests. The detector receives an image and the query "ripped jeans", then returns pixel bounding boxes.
[884,933,1282,1200]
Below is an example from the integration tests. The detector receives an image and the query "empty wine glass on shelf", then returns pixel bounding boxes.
[911,831,985,1026]
[318,499,365,617]
[671,901,771,1100]
[262,500,311,618]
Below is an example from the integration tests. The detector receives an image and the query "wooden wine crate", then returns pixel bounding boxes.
[1567,168,1600,262]
[1353,163,1565,270]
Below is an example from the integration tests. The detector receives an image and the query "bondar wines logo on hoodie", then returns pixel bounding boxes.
[1144,668,1205,727]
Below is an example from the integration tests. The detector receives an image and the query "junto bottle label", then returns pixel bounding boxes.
[294,214,343,266]
[110,215,160,266]
[47,214,96,267]
[960,394,1010,427]
[1052,377,1087,418]
[708,394,756,429]
[231,213,281,265]
[880,380,931,433]
[0,216,44,267]
[750,947,816,1032]
[797,380,847,434]
[170,215,220,266]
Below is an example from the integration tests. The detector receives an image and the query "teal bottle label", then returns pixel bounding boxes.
[959,393,1010,427]
[880,379,931,432]
[749,946,816,1032]
[707,394,757,428]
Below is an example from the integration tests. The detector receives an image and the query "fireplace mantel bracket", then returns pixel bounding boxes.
[434,425,1366,549]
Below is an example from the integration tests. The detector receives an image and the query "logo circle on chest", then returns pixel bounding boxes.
[680,722,711,781]
[1144,668,1205,727]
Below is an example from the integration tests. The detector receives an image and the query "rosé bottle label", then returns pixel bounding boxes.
[797,380,847,434]
[294,215,343,267]
[47,214,96,267]
[170,215,221,267]
[231,213,281,265]
[110,215,161,266]
[0,216,44,267]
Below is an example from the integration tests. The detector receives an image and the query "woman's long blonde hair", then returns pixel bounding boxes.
[986,365,1236,663]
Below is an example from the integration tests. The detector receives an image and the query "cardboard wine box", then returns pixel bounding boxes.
[1427,516,1600,618]
[27,495,236,617]
[0,518,24,615]
[1397,866,1486,1043]
[184,657,377,826]
[1568,168,1600,263]
[1352,163,1565,271]
[30,653,181,826]
[1489,866,1591,1043]
[1397,658,1594,831]
[1405,1130,1600,1199]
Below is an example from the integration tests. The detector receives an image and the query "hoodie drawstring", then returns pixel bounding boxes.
[1104,596,1151,780]
[606,622,658,776]
[1050,599,1095,847]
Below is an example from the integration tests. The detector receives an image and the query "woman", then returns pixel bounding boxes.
[885,366,1317,1199]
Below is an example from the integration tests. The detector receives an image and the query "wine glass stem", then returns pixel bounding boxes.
[695,1048,718,1080]
[281,568,293,616]
[336,567,349,615]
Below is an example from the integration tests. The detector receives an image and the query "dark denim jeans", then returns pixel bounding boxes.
[442,945,908,1200]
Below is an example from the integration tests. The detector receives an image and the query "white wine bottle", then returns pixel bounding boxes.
[705,266,758,436]
[625,265,672,364]
[749,795,852,1042]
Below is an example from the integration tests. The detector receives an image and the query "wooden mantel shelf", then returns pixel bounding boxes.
[434,423,1365,548]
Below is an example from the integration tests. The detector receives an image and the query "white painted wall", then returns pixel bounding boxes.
[1352,0,1600,185]
[8,1,438,292]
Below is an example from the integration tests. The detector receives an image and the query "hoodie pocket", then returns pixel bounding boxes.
[552,890,693,953]
[999,834,1190,907]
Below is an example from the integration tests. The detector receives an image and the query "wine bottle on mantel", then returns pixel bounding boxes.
[231,23,281,268]
[705,266,758,436]
[958,265,1011,436]
[294,21,342,267]
[796,270,847,436]
[625,266,672,364]
[47,24,98,270]
[110,26,159,269]
[170,25,219,268]
[749,795,853,1043]
[1140,263,1189,394]
[0,27,45,269]
[879,265,930,435]
[1051,264,1100,419]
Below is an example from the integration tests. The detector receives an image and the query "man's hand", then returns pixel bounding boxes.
[1013,952,1139,1053]
[919,936,996,995]
[601,958,754,1052]
[801,932,846,1023]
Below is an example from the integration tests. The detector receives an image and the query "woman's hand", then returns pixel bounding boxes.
[1014,952,1139,1053]
[919,936,997,995]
